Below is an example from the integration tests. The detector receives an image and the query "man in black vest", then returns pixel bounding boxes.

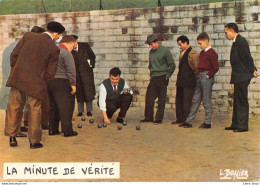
[173,35,199,126]
[224,23,258,132]
[98,67,133,124]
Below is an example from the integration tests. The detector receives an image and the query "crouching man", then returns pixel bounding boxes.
[98,67,133,124]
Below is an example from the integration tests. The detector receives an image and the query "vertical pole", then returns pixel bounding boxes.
[158,0,162,7]
[70,0,72,12]
[100,0,103,10]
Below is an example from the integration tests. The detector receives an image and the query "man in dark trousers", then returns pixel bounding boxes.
[98,67,133,124]
[71,35,96,117]
[172,35,199,125]
[5,21,65,149]
[140,34,175,124]
[224,23,258,132]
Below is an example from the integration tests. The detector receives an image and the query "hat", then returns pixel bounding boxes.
[31,26,45,33]
[47,21,65,34]
[145,34,158,45]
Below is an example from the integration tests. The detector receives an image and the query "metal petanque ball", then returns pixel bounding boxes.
[136,126,141,130]
[98,124,102,128]
[117,125,122,130]
[78,124,82,128]
[81,117,86,121]
[122,121,127,126]
[89,119,94,124]
[103,123,107,127]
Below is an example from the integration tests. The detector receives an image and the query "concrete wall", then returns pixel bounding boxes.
[1,0,260,114]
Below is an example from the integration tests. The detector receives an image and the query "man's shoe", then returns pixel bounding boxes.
[41,124,49,130]
[140,119,153,122]
[198,123,211,129]
[49,131,61,135]
[179,122,189,127]
[225,126,236,130]
[30,143,43,149]
[20,126,28,132]
[153,120,162,125]
[116,117,124,124]
[64,131,78,137]
[16,132,27,137]
[87,112,92,117]
[182,123,192,128]
[233,129,248,132]
[77,113,83,117]
[10,137,18,147]
[172,121,182,124]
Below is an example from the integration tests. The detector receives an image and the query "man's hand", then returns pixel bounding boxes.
[71,86,76,95]
[104,117,111,125]
[253,70,258,78]
[206,75,210,79]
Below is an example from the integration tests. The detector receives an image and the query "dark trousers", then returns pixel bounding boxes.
[175,86,196,123]
[48,79,75,133]
[106,94,132,118]
[231,79,251,130]
[144,75,168,121]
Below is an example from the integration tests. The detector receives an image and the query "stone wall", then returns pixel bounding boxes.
[0,0,260,114]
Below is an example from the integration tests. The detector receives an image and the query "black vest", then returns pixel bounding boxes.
[176,47,196,87]
[103,78,125,100]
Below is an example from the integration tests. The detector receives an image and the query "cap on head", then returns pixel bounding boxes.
[145,34,158,45]
[47,21,65,34]
[31,26,45,33]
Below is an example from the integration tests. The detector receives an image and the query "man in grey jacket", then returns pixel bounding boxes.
[48,35,78,137]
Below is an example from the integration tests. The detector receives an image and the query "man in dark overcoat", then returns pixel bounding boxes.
[5,21,65,148]
[224,23,258,132]
[71,35,96,117]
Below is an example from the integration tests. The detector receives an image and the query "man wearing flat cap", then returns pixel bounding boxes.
[5,21,65,149]
[140,34,175,124]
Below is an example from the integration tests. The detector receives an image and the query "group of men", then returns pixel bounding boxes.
[3,21,258,149]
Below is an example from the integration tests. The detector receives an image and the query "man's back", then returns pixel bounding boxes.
[6,32,60,100]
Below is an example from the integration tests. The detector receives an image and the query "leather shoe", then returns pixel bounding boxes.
[116,117,124,124]
[140,119,153,123]
[233,129,248,132]
[10,137,18,147]
[172,121,181,124]
[64,131,78,137]
[153,120,162,125]
[16,132,27,137]
[182,123,192,128]
[225,126,236,130]
[198,123,211,129]
[30,143,43,149]
[179,122,190,127]
[77,113,83,117]
[87,112,92,117]
[41,124,49,130]
[49,131,61,135]
[20,126,28,132]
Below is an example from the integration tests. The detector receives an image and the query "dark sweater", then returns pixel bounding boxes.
[198,48,219,78]
[149,45,176,78]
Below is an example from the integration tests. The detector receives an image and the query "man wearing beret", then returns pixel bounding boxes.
[5,21,65,149]
[140,34,175,124]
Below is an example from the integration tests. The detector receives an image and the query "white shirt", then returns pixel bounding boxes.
[99,80,133,111]
[233,34,238,42]
[44,32,53,40]
[205,46,212,52]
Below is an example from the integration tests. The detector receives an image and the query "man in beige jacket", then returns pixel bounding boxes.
[172,35,199,126]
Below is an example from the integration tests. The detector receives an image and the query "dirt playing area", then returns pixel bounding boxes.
[0,105,260,182]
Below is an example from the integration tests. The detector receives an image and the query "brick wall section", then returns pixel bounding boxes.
[0,0,260,114]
